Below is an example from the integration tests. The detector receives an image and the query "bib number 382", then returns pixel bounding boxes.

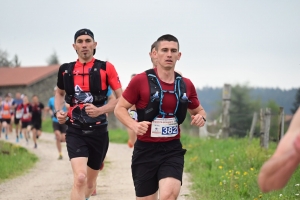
[151,117,178,138]
[162,126,178,135]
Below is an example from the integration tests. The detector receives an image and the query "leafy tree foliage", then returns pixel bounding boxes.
[291,88,300,114]
[0,49,12,67]
[229,84,259,137]
[265,100,280,140]
[0,48,21,67]
[47,51,60,65]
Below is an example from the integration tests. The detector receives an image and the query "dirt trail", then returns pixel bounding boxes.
[0,132,191,200]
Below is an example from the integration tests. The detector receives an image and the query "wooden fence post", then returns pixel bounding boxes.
[278,107,285,142]
[249,112,258,141]
[222,84,231,138]
[263,108,271,149]
[260,108,265,147]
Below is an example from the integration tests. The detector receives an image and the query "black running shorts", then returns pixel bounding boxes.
[52,121,67,133]
[1,119,11,124]
[66,126,109,170]
[14,118,20,125]
[132,139,186,197]
[31,120,42,130]
[21,121,31,129]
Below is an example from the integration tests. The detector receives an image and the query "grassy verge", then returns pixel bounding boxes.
[108,128,129,144]
[180,134,300,200]
[0,141,38,183]
[42,117,53,133]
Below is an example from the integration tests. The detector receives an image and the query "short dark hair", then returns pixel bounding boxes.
[150,41,157,52]
[156,34,179,50]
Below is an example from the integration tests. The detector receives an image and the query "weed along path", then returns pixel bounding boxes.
[0,132,191,200]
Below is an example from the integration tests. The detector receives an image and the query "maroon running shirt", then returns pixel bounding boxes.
[123,68,200,142]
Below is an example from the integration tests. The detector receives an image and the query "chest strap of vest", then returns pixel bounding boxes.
[148,73,182,122]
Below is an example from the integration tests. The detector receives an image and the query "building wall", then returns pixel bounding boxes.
[0,73,57,106]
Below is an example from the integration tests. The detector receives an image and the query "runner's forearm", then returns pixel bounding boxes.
[54,91,65,111]
[258,149,300,192]
[97,98,118,114]
[115,106,137,130]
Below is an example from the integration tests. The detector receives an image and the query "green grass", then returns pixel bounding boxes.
[108,128,129,144]
[0,141,38,183]
[42,117,53,133]
[180,134,300,200]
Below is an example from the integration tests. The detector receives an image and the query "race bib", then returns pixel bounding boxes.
[23,113,30,119]
[151,117,178,137]
[2,110,9,115]
[16,110,23,119]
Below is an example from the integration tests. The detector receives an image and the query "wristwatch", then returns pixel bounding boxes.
[54,110,60,118]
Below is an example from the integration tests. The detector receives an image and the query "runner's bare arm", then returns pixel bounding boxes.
[188,105,206,127]
[114,96,150,135]
[55,88,65,111]
[258,107,300,192]
[54,87,68,123]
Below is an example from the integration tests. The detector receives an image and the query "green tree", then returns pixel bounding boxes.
[265,100,280,140]
[0,49,12,67]
[229,84,260,137]
[47,51,60,65]
[291,88,300,114]
[0,49,21,67]
[12,54,21,67]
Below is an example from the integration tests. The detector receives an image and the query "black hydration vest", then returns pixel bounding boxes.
[63,59,108,106]
[62,59,108,129]
[136,69,189,125]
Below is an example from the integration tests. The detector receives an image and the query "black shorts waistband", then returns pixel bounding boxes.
[67,124,108,134]
[135,139,181,148]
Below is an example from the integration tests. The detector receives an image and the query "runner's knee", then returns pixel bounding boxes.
[160,191,178,200]
[75,172,87,187]
[86,180,96,190]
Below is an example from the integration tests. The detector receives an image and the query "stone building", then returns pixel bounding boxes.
[0,65,60,105]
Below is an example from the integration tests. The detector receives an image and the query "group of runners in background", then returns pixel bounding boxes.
[0,93,44,148]
[0,90,67,156]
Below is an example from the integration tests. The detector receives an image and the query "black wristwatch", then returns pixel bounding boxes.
[54,110,60,118]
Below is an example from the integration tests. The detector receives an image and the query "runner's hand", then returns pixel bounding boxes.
[57,111,68,124]
[133,121,151,136]
[191,114,205,127]
[84,103,100,118]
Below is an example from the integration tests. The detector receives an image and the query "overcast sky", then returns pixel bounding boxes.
[0,0,299,90]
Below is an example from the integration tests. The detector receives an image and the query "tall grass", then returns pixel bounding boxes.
[0,141,38,183]
[181,134,300,200]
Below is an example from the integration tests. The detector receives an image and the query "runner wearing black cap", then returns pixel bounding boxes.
[55,28,122,200]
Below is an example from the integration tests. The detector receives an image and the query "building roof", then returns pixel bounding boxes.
[0,65,60,86]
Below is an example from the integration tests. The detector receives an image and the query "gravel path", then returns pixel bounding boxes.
[0,132,191,200]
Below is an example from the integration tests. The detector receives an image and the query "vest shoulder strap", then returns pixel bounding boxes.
[63,62,76,95]
[145,69,160,96]
[90,59,107,94]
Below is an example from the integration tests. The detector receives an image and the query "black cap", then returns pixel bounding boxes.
[74,28,96,55]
